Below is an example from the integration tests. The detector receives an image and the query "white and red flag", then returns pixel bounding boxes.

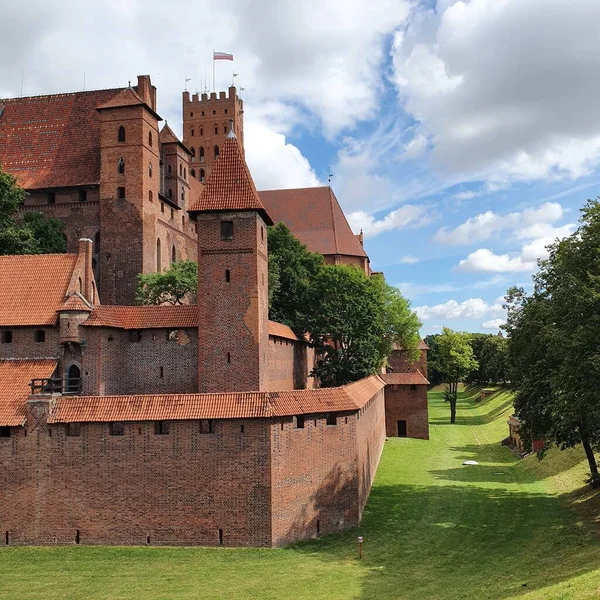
[213,51,233,61]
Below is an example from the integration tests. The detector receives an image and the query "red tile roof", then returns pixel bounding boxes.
[259,187,367,259]
[268,321,299,341]
[189,136,273,224]
[0,359,58,426]
[59,293,93,312]
[83,305,198,329]
[0,254,78,326]
[418,339,429,350]
[0,87,125,189]
[382,371,429,385]
[48,375,385,423]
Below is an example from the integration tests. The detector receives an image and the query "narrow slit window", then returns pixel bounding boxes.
[225,269,231,283]
[117,187,126,199]
[118,126,125,142]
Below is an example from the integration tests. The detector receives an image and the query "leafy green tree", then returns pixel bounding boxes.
[506,199,600,484]
[136,260,198,305]
[424,334,444,386]
[467,333,508,384]
[0,164,66,255]
[437,327,478,423]
[306,265,384,387]
[267,223,324,333]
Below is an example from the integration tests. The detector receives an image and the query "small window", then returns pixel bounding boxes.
[159,366,164,378]
[191,169,196,178]
[191,128,195,137]
[293,415,305,429]
[118,126,125,142]
[171,208,174,219]
[200,168,205,183]
[214,145,219,160]
[326,413,337,426]
[156,238,161,271]
[149,190,153,202]
[225,269,230,283]
[200,420,214,434]
[1,331,12,344]
[184,168,186,180]
[155,421,169,435]
[223,124,227,134]
[212,110,216,115]
[221,221,233,240]
[67,423,80,437]
[118,158,125,174]
[79,190,87,202]
[34,330,45,343]
[168,188,173,199]
[261,226,264,241]
[182,216,185,227]
[109,422,125,436]
[179,164,183,176]
[410,384,417,391]
[168,165,172,174]
[200,127,203,136]
[148,163,153,178]
[227,352,231,363]
[149,131,153,147]
[48,192,56,204]
[224,109,228,114]
[214,125,218,135]
[171,245,176,264]
[129,330,141,342]
[199,146,205,162]
[180,189,184,202]
[117,187,126,199]
[161,202,165,213]
[167,329,180,342]
[191,147,196,160]
[0,427,10,438]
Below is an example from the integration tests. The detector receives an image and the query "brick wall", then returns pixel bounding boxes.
[388,348,428,378]
[266,337,314,391]
[0,409,272,547]
[0,326,59,360]
[81,326,198,395]
[384,385,429,439]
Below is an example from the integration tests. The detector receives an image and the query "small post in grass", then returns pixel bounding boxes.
[358,536,363,559]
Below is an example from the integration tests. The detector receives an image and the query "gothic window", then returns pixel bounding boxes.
[148,162,153,177]
[149,131,153,147]
[156,238,161,271]
[214,124,218,135]
[181,188,185,202]
[191,169,196,178]
[118,158,125,174]
[117,187,126,199]
[118,126,125,142]
[200,169,205,182]
[171,245,176,264]
[214,145,219,160]
[66,364,81,394]
[223,123,227,134]
[191,147,196,160]
[225,269,230,283]
[179,164,182,176]
[199,146,205,162]
[200,127,203,136]
[191,128,195,137]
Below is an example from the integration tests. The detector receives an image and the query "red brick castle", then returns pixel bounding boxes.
[0,76,428,547]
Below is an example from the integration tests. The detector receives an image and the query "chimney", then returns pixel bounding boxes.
[136,75,152,107]
[357,229,364,247]
[78,238,94,302]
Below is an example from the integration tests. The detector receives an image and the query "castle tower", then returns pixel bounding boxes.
[182,87,244,186]
[189,124,272,393]
[96,77,162,305]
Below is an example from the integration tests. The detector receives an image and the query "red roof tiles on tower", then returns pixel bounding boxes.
[83,305,199,330]
[96,87,161,119]
[382,371,429,385]
[189,135,273,224]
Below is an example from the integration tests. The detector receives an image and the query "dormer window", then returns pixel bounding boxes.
[118,126,125,142]
[221,221,233,240]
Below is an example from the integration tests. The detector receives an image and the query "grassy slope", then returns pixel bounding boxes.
[2,388,600,599]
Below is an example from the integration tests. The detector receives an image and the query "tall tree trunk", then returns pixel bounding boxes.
[581,433,599,487]
[450,396,456,424]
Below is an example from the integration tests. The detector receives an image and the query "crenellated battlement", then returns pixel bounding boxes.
[182,86,243,108]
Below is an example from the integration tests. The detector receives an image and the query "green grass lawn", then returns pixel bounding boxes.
[2,387,600,599]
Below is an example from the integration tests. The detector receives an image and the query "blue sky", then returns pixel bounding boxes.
[1,0,599,335]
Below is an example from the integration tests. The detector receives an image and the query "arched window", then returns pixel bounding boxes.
[66,364,81,394]
[118,126,125,142]
[149,131,153,147]
[214,145,219,160]
[179,164,183,176]
[191,128,195,137]
[200,168,205,183]
[181,188,185,202]
[200,127,203,136]
[156,238,161,271]
[168,188,173,199]
[199,146,205,162]
[190,169,196,178]
[214,124,218,135]
[171,245,176,265]
[118,158,125,174]
[223,123,227,134]
[148,162,153,177]
[191,147,196,161]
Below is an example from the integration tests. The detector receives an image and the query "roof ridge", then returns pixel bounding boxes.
[1,87,127,103]
[328,186,341,254]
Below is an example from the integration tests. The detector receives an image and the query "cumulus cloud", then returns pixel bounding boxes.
[482,318,506,330]
[391,0,600,185]
[348,204,434,238]
[399,256,420,264]
[415,298,504,321]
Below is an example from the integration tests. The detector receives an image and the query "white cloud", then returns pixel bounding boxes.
[456,248,536,273]
[415,298,504,321]
[482,318,505,330]
[396,282,459,300]
[435,202,565,246]
[348,204,434,238]
[391,0,600,186]
[399,255,420,264]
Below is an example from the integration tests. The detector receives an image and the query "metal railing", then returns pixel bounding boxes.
[29,378,82,396]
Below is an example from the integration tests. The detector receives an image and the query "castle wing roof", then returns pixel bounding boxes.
[382,371,429,386]
[0,87,126,189]
[268,321,299,341]
[48,375,385,423]
[0,254,78,326]
[83,305,199,329]
[258,187,367,259]
[189,136,273,224]
[0,359,58,426]
[95,87,161,120]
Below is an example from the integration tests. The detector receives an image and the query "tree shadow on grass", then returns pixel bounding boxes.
[289,482,600,600]
[429,395,513,426]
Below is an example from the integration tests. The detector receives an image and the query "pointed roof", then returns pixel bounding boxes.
[59,292,93,313]
[189,136,273,224]
[159,122,191,155]
[96,87,161,119]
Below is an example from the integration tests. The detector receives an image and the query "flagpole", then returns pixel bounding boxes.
[212,49,216,93]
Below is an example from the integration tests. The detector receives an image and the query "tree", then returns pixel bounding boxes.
[424,334,444,386]
[267,223,324,333]
[505,199,600,485]
[305,265,384,387]
[136,260,198,305]
[437,327,478,423]
[467,333,508,384]
[0,164,66,255]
